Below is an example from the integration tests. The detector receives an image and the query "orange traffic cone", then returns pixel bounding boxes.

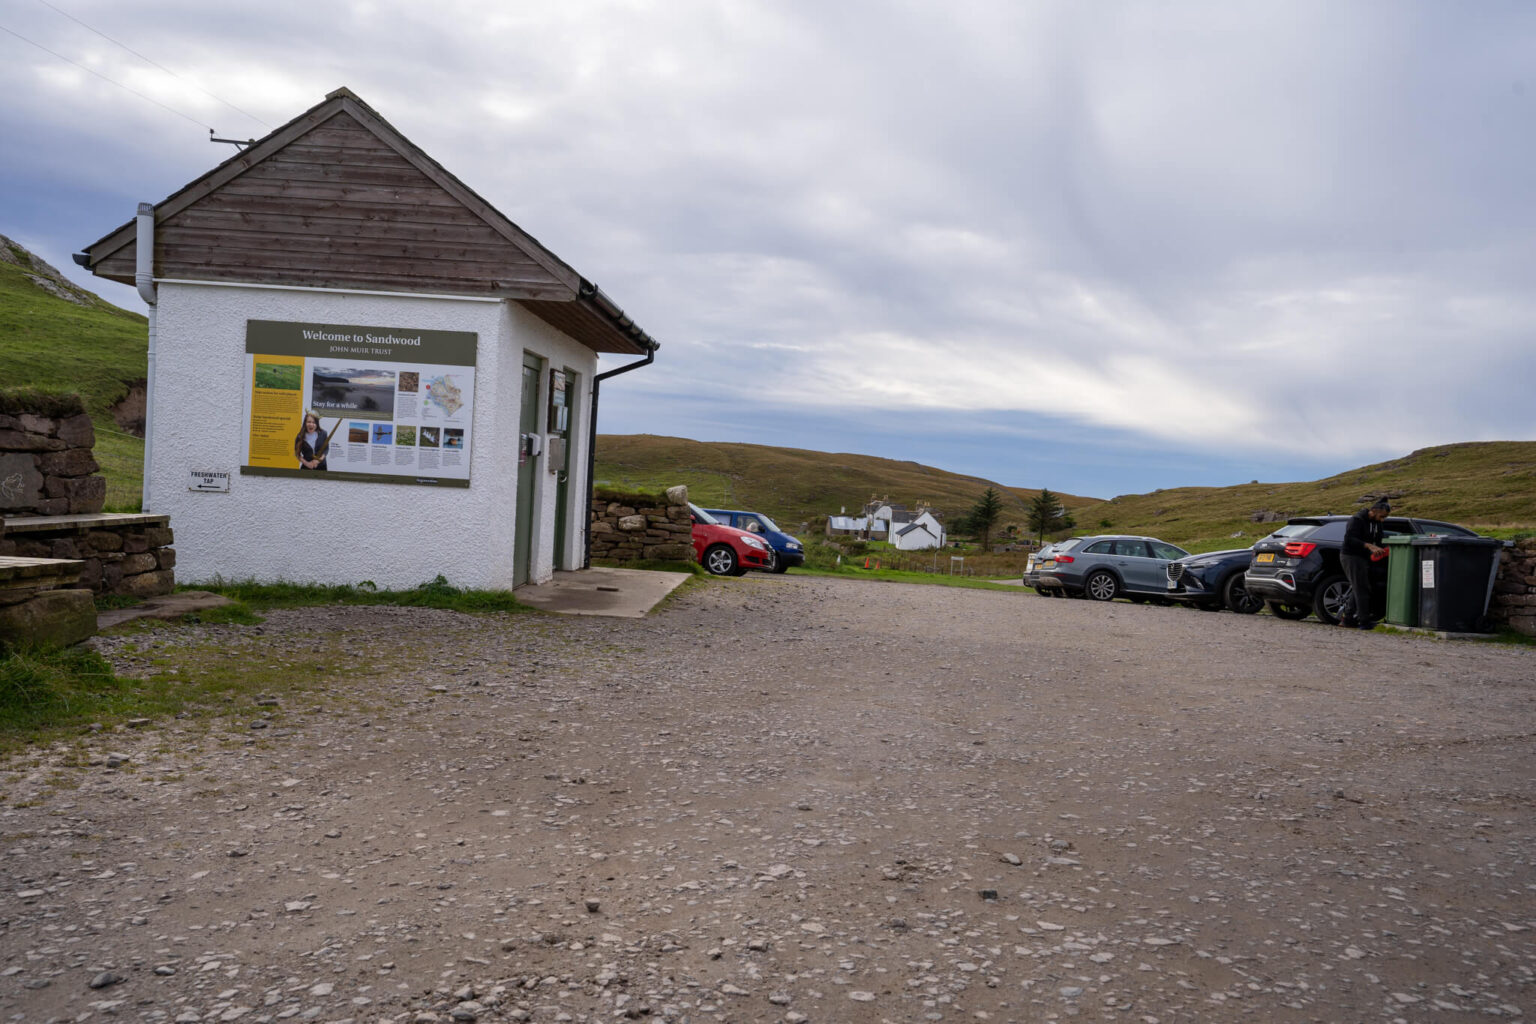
[863,557,870,569]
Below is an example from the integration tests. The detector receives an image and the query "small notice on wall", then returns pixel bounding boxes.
[188,470,230,492]
[241,320,477,488]
[1420,558,1436,590]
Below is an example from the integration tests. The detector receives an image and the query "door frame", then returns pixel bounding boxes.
[514,352,544,587]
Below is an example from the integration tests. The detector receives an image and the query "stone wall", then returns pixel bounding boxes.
[0,397,106,516]
[0,516,175,597]
[1490,537,1536,637]
[589,485,693,563]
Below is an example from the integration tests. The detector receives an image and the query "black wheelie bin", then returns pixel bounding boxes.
[1412,535,1506,633]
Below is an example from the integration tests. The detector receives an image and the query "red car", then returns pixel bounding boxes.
[689,503,774,576]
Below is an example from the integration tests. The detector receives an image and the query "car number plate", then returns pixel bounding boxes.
[1255,552,1275,563]
[1041,560,1055,569]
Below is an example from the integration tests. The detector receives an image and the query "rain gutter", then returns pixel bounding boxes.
[580,280,658,568]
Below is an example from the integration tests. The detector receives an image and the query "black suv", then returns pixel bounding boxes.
[1244,515,1479,623]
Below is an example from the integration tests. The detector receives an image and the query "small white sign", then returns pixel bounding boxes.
[188,470,230,493]
[1420,558,1436,590]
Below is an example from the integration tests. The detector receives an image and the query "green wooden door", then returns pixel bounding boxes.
[551,368,577,564]
[514,356,542,586]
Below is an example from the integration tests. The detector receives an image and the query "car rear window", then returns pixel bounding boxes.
[1275,521,1347,541]
[1308,521,1347,541]
[1416,521,1478,537]
[1084,540,1114,554]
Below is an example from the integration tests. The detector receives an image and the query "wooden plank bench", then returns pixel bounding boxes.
[0,555,85,591]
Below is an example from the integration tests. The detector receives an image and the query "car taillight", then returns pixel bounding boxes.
[1283,541,1317,558]
[1055,555,1075,563]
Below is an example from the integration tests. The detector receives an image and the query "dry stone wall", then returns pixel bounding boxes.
[0,517,175,597]
[589,485,693,563]
[0,403,105,515]
[1490,537,1536,637]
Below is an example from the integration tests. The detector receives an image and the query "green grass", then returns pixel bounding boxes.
[598,436,1536,555]
[253,361,300,390]
[190,574,529,613]
[1076,441,1536,552]
[0,646,128,737]
[0,238,147,510]
[595,434,1098,538]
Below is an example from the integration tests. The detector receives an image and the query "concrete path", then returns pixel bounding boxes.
[96,589,230,629]
[513,565,691,617]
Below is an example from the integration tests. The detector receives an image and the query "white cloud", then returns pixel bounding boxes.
[2,0,1532,494]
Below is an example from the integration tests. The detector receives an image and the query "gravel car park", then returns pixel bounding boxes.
[6,578,1532,1024]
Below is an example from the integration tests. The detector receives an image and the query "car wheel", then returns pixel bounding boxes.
[1223,572,1264,614]
[1084,570,1120,602]
[771,555,790,574]
[1267,600,1310,620]
[703,544,739,576]
[1312,574,1350,625]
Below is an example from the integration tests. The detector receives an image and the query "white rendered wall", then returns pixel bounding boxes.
[148,282,593,590]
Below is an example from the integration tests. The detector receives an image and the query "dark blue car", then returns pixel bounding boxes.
[1163,548,1264,613]
[702,509,805,573]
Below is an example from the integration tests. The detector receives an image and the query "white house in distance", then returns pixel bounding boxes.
[77,88,658,590]
[826,501,947,550]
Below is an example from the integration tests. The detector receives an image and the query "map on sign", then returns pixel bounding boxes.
[424,375,464,418]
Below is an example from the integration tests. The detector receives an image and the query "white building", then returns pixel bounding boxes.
[826,501,947,549]
[78,88,658,590]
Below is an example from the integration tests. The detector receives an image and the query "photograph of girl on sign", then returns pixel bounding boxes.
[295,411,333,471]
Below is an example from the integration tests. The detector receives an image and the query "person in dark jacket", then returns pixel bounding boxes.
[294,411,329,471]
[1339,498,1391,628]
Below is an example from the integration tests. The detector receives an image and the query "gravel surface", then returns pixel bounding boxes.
[3,574,1534,1023]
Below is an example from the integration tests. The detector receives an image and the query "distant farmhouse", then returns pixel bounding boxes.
[826,499,947,550]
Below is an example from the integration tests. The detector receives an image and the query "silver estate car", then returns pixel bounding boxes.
[1034,534,1192,602]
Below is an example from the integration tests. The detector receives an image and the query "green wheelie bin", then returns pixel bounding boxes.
[1383,535,1419,627]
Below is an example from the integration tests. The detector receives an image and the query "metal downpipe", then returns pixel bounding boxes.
[135,203,158,514]
[582,345,655,568]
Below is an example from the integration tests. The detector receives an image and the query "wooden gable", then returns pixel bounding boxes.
[82,89,655,354]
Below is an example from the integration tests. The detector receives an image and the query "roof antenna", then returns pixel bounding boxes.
[209,128,254,150]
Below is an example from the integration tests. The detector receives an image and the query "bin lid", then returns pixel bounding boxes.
[1406,534,1506,547]
[1383,535,1415,545]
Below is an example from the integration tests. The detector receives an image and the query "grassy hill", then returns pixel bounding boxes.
[0,235,146,509]
[593,433,1096,530]
[596,435,1536,551]
[1074,441,1536,551]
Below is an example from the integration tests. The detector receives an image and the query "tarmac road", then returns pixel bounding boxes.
[4,574,1534,1023]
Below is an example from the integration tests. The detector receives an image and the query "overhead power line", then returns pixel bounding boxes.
[35,0,271,130]
[0,21,214,131]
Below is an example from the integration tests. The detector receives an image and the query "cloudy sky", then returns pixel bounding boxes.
[3,0,1532,498]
